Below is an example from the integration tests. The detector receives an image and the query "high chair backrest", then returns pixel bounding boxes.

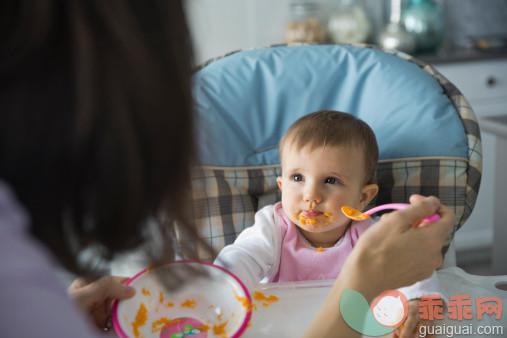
[189,44,482,261]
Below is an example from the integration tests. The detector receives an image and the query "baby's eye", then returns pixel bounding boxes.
[325,177,341,184]
[291,174,303,182]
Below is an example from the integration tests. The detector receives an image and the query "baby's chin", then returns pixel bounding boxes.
[292,218,331,232]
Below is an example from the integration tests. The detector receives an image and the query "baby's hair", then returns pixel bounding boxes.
[279,110,378,185]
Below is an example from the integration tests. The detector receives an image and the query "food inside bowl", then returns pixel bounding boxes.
[112,261,252,338]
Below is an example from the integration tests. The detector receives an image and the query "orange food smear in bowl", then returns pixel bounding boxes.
[233,290,253,310]
[180,299,197,308]
[132,302,148,338]
[198,325,210,332]
[213,320,229,335]
[151,317,182,333]
[146,263,157,273]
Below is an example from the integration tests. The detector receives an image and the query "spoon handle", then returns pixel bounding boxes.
[365,203,441,223]
[364,203,409,215]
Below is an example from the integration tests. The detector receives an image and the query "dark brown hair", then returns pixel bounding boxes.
[0,0,212,275]
[279,110,379,185]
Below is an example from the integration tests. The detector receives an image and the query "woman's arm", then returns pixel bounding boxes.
[304,195,455,337]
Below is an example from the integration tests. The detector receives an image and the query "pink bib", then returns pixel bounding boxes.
[269,202,371,283]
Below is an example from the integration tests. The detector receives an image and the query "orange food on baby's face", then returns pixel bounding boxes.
[317,247,324,252]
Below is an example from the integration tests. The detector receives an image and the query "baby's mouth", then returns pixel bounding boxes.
[301,209,323,218]
[294,210,333,228]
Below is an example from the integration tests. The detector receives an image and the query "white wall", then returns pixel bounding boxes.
[186,0,291,65]
[185,0,384,65]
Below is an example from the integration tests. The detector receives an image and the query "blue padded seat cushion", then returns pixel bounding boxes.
[193,45,468,167]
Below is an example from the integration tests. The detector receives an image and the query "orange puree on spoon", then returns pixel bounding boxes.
[341,206,370,220]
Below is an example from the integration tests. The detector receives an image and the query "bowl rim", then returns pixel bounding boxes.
[112,260,252,338]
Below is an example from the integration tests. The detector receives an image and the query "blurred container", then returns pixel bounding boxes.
[378,0,416,53]
[286,1,325,44]
[402,0,445,54]
[327,0,371,44]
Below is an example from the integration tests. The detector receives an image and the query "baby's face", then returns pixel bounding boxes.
[277,144,374,237]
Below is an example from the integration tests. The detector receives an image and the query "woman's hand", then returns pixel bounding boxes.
[350,195,456,295]
[304,195,456,337]
[68,276,135,331]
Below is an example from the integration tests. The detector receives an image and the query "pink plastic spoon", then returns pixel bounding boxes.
[341,203,441,223]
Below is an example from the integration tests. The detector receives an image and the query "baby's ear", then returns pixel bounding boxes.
[360,184,378,210]
[276,177,283,190]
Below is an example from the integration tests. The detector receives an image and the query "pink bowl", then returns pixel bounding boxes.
[112,260,252,338]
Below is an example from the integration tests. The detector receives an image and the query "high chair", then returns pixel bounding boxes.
[190,43,482,266]
[111,44,504,337]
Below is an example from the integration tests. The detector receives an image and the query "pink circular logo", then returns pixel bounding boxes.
[370,290,408,328]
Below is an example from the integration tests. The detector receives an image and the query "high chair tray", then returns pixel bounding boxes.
[242,268,507,337]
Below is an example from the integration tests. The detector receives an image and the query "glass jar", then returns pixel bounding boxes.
[378,0,416,53]
[402,0,445,54]
[327,0,371,44]
[285,1,325,44]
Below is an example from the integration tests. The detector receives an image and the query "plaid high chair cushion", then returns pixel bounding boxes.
[188,44,481,261]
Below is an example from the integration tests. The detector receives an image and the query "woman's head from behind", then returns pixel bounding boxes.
[0,0,205,274]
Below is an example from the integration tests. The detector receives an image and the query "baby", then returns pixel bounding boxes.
[215,110,439,335]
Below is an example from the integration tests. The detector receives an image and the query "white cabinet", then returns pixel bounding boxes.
[435,59,507,258]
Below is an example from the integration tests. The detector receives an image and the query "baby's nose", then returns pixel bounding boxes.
[304,187,322,205]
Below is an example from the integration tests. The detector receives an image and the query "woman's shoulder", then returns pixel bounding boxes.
[0,180,98,337]
[0,180,29,233]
